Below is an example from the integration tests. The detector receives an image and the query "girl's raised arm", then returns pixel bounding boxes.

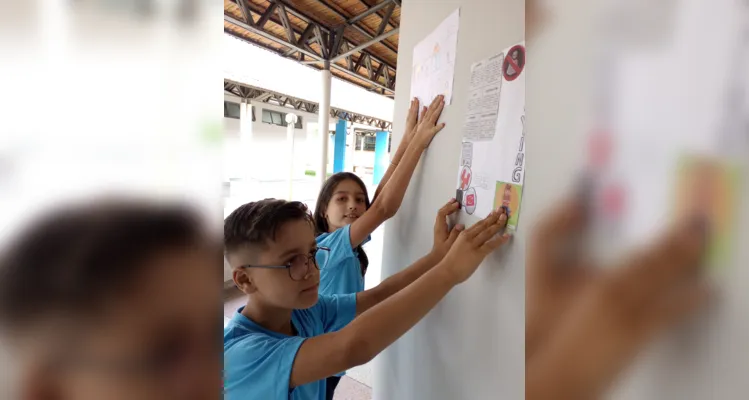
[348,95,446,247]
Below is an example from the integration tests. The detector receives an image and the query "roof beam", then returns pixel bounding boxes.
[275,3,295,43]
[330,27,398,62]
[225,0,396,93]
[237,0,254,25]
[345,0,394,25]
[317,0,399,55]
[256,2,277,29]
[223,28,394,94]
[225,15,323,61]
[376,2,396,36]
[230,0,395,70]
[224,79,392,130]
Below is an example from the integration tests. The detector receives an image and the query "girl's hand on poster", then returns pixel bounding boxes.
[413,95,446,149]
[402,98,421,144]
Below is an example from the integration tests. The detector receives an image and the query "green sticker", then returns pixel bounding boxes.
[672,154,741,268]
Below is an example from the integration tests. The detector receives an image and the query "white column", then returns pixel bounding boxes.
[239,100,253,180]
[318,62,332,188]
[285,113,298,201]
[345,124,355,173]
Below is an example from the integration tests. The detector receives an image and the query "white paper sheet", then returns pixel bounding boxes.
[455,43,527,231]
[410,8,460,107]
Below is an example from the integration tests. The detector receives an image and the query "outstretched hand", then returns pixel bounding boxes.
[413,95,447,149]
[439,209,511,284]
[526,194,712,400]
[430,198,464,260]
[403,98,420,143]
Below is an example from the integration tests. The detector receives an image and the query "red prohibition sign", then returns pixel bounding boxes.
[503,45,525,82]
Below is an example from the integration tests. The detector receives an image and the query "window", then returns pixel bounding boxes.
[261,109,303,129]
[388,134,392,152]
[224,101,255,121]
[355,135,363,151]
[224,101,241,119]
[363,136,377,152]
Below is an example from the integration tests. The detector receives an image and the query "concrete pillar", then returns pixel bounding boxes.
[333,119,347,173]
[318,62,332,188]
[373,131,389,185]
[285,113,298,200]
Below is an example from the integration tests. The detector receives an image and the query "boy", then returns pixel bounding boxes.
[223,198,510,399]
[0,198,222,400]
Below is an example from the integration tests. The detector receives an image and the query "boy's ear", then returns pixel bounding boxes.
[232,268,257,295]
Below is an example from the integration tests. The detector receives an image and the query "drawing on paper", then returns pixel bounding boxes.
[673,155,740,267]
[494,181,523,230]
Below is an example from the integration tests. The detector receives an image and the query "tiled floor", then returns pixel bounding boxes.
[223,290,372,400]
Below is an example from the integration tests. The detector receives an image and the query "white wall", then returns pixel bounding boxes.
[375,1,524,400]
[223,95,324,181]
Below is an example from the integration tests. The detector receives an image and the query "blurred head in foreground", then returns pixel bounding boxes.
[0,198,221,400]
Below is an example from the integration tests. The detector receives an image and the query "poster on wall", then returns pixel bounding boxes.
[455,42,526,232]
[410,8,460,108]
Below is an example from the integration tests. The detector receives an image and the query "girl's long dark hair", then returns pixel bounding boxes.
[313,172,370,277]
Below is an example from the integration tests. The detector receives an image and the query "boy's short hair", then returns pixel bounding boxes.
[0,199,206,333]
[224,199,312,255]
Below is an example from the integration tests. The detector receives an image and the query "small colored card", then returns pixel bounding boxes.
[494,181,523,231]
[672,154,740,268]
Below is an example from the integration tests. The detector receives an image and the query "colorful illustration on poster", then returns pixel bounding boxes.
[502,45,525,82]
[464,187,477,215]
[494,181,523,229]
[459,165,472,190]
[673,154,739,267]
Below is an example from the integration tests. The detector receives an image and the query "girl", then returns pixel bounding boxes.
[312,95,446,398]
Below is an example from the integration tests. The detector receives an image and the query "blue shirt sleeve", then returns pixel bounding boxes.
[315,294,357,333]
[224,333,306,400]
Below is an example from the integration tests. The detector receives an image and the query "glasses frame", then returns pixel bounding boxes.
[239,247,330,281]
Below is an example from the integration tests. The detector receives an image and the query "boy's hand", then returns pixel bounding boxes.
[430,198,464,260]
[439,210,511,284]
[413,95,446,149]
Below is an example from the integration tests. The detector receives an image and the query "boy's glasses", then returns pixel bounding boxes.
[240,247,330,281]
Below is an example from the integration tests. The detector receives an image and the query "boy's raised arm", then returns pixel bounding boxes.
[289,211,510,388]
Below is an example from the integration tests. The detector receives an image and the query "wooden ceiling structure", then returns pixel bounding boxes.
[224,0,400,98]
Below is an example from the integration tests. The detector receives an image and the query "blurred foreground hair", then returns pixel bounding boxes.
[0,197,207,334]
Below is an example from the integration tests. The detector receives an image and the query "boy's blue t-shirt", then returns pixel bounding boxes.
[223,294,357,400]
[316,224,371,296]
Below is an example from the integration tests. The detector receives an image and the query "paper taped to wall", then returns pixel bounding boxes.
[410,8,460,108]
[455,42,526,231]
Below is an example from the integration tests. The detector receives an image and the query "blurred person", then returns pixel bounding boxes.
[312,95,445,397]
[0,199,222,400]
[223,198,510,400]
[525,1,712,398]
[525,184,711,399]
